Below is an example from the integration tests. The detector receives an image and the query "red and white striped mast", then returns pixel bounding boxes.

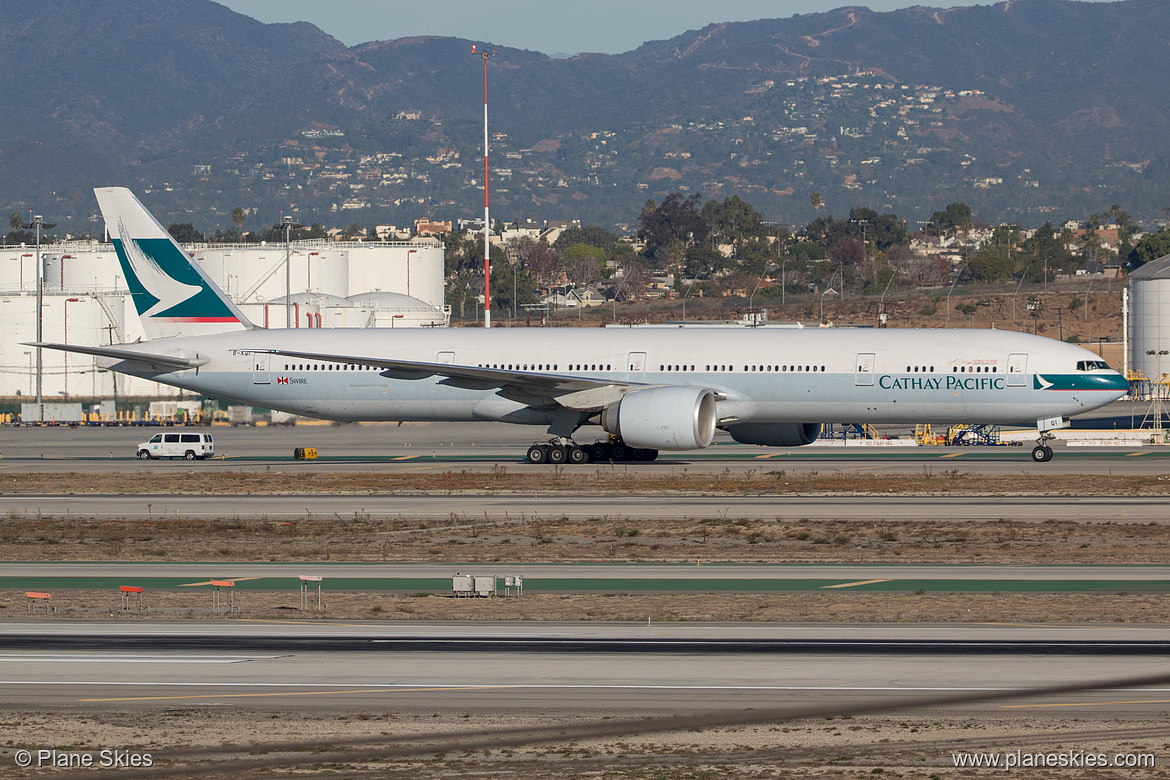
[472,44,497,328]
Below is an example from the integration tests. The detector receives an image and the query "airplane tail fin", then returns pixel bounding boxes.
[95,187,254,340]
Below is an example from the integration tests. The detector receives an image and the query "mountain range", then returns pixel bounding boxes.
[1,0,1168,234]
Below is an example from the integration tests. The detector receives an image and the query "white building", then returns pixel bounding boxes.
[0,239,447,399]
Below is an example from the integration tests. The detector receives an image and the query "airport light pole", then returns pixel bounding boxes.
[472,44,497,328]
[1012,261,1034,324]
[945,262,966,327]
[23,213,55,419]
[281,214,301,328]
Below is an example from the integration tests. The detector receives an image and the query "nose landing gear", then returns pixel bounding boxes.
[1031,430,1057,462]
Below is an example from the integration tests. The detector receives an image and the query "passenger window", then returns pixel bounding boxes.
[164,434,179,443]
[149,434,162,443]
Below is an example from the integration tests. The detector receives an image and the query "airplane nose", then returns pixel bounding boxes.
[1104,371,1130,393]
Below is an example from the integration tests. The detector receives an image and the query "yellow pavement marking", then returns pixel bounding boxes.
[178,577,266,588]
[1003,698,1170,709]
[79,685,503,702]
[820,579,891,589]
[1125,452,1150,457]
[941,452,965,458]
[391,455,418,461]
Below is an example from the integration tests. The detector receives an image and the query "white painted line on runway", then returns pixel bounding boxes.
[0,655,278,663]
[5,680,1170,693]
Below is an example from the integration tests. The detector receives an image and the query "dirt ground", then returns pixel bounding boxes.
[6,468,1169,499]
[3,709,1167,779]
[5,506,1170,567]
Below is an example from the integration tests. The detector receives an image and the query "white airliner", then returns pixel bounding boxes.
[36,187,1129,463]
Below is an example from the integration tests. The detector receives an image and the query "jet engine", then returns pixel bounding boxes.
[600,386,717,451]
[724,422,822,447]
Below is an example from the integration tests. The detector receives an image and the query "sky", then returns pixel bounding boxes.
[219,0,1115,57]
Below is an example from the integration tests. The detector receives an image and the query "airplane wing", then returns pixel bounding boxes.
[28,342,209,372]
[249,348,658,411]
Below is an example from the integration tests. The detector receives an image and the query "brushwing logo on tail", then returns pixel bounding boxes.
[112,229,238,323]
[119,219,202,318]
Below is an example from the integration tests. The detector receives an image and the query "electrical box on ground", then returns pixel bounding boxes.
[473,575,497,597]
[452,574,473,597]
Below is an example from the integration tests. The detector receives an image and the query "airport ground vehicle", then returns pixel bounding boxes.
[137,432,214,460]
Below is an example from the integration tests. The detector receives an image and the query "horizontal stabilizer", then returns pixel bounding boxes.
[28,342,208,371]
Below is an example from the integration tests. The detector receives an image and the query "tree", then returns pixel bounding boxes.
[968,245,1015,283]
[514,236,563,289]
[1022,221,1074,279]
[552,225,618,255]
[490,264,537,316]
[167,223,205,243]
[930,202,973,236]
[847,207,907,251]
[231,207,246,230]
[637,192,707,261]
[685,242,729,280]
[1130,230,1170,269]
[615,261,651,301]
[562,243,605,289]
[810,192,822,212]
[9,212,22,232]
[702,195,770,244]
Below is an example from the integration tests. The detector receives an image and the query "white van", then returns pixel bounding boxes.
[137,432,215,460]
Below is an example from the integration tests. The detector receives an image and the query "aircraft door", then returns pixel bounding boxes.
[855,353,876,386]
[436,351,455,365]
[1007,353,1028,387]
[627,352,646,382]
[252,353,271,385]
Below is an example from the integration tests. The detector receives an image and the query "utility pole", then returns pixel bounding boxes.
[472,44,497,328]
[24,212,55,420]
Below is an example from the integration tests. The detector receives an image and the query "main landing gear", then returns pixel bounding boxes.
[525,436,659,465]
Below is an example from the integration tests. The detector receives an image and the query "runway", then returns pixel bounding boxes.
[3,411,1170,475]
[1,621,1168,715]
[1,493,1167,522]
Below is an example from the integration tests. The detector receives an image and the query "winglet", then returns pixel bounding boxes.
[95,187,253,340]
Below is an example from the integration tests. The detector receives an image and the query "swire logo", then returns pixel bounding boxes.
[277,377,289,384]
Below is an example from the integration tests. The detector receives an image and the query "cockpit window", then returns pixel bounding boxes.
[1076,360,1110,371]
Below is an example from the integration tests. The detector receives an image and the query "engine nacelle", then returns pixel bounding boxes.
[725,422,822,447]
[600,386,717,451]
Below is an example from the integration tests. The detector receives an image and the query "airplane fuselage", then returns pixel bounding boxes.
[104,326,1129,431]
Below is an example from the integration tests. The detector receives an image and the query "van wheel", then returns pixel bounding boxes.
[184,450,197,461]
[138,450,152,460]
